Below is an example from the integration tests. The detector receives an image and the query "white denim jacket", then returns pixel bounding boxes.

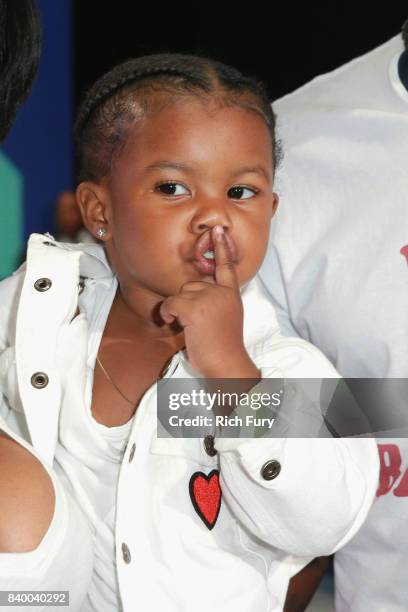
[0,234,379,612]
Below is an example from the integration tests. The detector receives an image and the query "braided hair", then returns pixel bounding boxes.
[75,53,282,182]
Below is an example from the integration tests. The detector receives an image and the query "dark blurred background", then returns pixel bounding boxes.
[74,4,406,104]
[0,2,406,279]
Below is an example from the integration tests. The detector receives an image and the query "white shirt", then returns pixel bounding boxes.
[261,34,408,378]
[0,234,379,612]
[260,35,408,611]
[54,276,135,611]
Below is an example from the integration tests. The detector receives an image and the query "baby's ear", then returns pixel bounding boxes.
[76,181,111,241]
[271,192,279,218]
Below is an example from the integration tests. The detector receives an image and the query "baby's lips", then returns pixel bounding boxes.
[193,231,213,261]
[193,228,238,262]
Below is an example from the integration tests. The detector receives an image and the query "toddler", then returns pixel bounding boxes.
[0,54,379,611]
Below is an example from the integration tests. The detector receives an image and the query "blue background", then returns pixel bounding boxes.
[1,0,73,268]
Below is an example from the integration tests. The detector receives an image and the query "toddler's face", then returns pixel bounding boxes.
[99,98,277,296]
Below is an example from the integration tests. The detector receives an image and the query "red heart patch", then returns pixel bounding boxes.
[401,245,408,264]
[189,470,222,530]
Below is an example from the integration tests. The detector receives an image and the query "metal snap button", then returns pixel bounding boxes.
[129,442,136,463]
[261,459,281,481]
[121,542,131,564]
[204,434,217,457]
[30,372,49,389]
[34,278,52,292]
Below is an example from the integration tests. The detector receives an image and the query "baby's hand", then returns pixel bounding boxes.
[160,226,260,378]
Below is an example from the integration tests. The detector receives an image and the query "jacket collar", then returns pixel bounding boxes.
[40,233,114,280]
[31,233,280,346]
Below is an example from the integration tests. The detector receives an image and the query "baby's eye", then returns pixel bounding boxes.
[228,185,258,200]
[156,181,189,196]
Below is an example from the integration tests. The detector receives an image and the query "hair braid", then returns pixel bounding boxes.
[75,53,281,182]
[76,55,212,137]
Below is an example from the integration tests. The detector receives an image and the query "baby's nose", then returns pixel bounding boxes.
[190,201,232,234]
